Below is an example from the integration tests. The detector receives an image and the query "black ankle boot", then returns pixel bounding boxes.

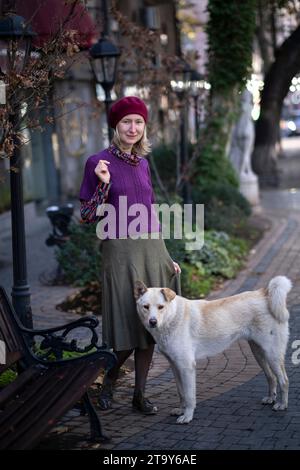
[132,390,158,415]
[98,376,114,410]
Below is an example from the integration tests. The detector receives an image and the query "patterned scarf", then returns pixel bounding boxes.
[108,144,141,166]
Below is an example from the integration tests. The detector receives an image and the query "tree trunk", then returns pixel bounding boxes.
[256,0,275,75]
[252,24,300,187]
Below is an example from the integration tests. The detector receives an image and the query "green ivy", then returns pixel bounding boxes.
[207,0,257,94]
[194,100,240,190]
[193,1,257,190]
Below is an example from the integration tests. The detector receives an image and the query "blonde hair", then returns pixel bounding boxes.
[111,127,152,156]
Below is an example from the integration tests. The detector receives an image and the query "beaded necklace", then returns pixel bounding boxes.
[109,144,142,166]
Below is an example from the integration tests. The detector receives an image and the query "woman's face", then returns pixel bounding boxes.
[116,114,145,150]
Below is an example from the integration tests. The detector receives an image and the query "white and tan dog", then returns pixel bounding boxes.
[134,276,292,424]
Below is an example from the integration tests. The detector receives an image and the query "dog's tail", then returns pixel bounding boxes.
[267,276,292,323]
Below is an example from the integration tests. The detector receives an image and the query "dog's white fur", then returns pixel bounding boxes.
[134,276,292,424]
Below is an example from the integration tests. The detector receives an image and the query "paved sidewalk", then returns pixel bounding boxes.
[1,190,300,450]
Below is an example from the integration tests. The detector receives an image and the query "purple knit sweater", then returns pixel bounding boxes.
[79,148,160,238]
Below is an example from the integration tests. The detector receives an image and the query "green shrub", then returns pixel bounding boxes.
[180,262,214,299]
[0,368,17,387]
[192,182,251,235]
[191,231,248,278]
[55,222,102,286]
[165,229,249,298]
[195,183,251,215]
[194,130,239,190]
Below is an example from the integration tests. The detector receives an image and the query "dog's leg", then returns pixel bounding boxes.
[173,359,196,424]
[168,360,185,417]
[264,354,289,411]
[162,352,185,416]
[248,340,277,404]
[259,326,289,411]
[264,348,289,411]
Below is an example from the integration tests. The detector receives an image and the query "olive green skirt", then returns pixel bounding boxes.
[101,236,181,351]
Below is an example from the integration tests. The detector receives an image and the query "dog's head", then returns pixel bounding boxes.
[134,280,177,330]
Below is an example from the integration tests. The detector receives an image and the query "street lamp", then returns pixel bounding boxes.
[170,58,192,204]
[0,14,34,75]
[189,69,204,142]
[0,12,36,327]
[89,36,120,141]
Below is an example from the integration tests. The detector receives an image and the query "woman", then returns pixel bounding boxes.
[79,96,181,414]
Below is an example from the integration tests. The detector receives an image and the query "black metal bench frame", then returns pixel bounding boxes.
[0,286,116,450]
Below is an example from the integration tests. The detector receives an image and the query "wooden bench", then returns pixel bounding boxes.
[0,286,116,450]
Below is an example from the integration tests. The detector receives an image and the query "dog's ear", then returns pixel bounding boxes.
[134,280,148,299]
[160,288,176,302]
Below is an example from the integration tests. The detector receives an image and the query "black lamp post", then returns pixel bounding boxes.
[189,69,205,142]
[0,12,36,327]
[170,58,192,204]
[89,20,120,141]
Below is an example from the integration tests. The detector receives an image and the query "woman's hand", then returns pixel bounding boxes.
[172,261,181,274]
[95,160,111,184]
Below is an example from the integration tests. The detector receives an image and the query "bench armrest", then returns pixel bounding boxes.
[19,315,99,335]
[19,315,104,362]
[0,286,115,369]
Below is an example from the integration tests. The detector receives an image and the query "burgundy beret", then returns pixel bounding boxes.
[108,96,148,129]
